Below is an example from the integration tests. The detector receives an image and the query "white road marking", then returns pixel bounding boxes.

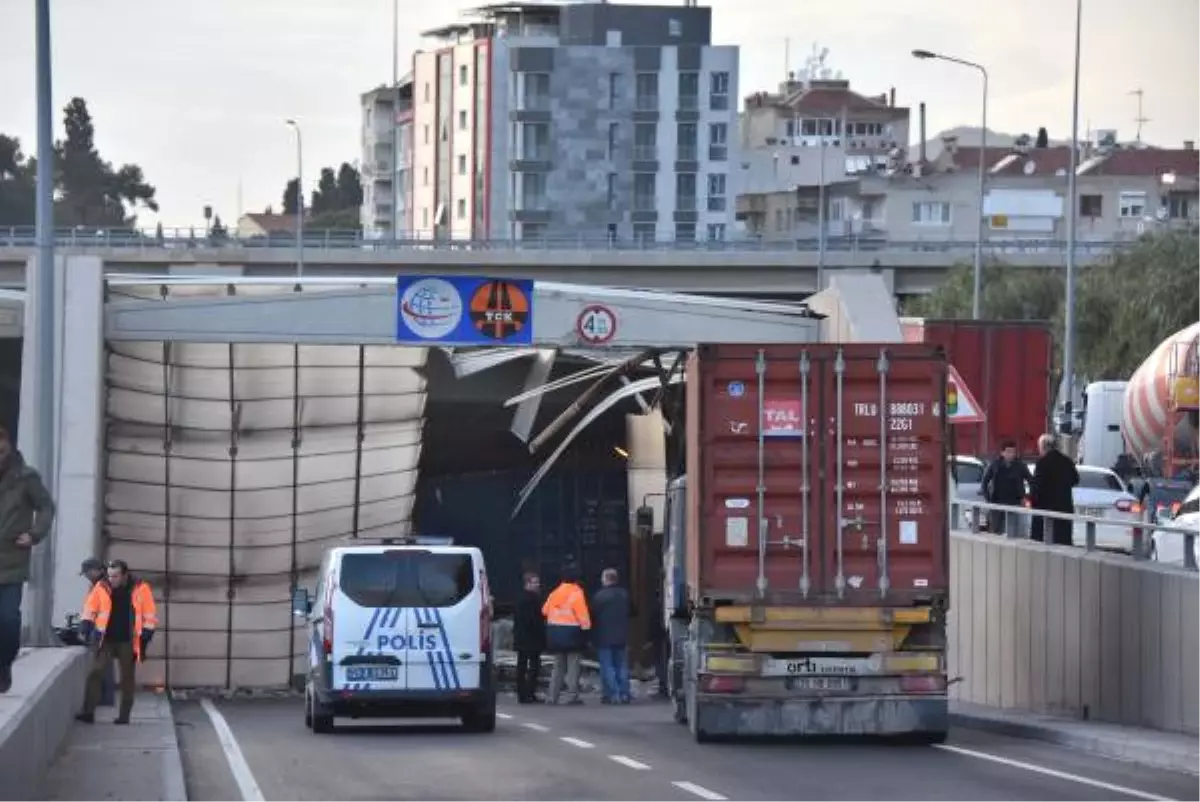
[934,744,1177,802]
[560,736,595,749]
[199,698,266,802]
[522,722,550,732]
[496,713,514,720]
[609,755,651,770]
[672,781,728,801]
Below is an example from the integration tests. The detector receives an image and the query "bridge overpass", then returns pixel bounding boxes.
[0,229,1122,296]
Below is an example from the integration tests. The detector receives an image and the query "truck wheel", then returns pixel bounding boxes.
[901,730,947,745]
[309,689,334,734]
[686,688,713,743]
[462,708,497,733]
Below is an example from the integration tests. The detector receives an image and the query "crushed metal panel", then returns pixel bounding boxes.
[510,349,556,444]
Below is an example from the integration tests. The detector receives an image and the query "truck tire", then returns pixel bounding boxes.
[686,687,713,743]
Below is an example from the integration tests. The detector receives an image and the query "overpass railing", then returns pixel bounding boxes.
[951,496,1199,570]
[0,226,1131,256]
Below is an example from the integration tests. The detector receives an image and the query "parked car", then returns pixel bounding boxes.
[949,455,986,529]
[1150,484,1200,567]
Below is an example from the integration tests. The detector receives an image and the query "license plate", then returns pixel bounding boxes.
[1078,506,1105,518]
[346,666,399,682]
[790,676,851,692]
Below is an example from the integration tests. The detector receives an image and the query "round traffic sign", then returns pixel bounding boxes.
[576,304,618,344]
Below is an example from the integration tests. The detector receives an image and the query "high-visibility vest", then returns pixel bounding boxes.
[542,582,591,630]
[82,578,159,660]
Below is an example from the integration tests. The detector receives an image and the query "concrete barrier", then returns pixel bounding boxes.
[948,531,1200,735]
[0,647,89,801]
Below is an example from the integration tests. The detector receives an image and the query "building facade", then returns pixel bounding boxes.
[368,1,739,243]
[360,82,414,238]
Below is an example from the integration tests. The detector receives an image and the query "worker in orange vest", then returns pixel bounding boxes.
[76,559,158,724]
[541,563,591,705]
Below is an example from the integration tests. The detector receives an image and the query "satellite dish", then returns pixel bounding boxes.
[1023,161,1036,176]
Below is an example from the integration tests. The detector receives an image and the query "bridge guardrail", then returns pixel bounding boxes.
[0,226,1132,255]
[951,497,1199,571]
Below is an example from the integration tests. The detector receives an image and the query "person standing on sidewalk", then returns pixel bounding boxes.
[591,568,632,704]
[542,563,590,705]
[79,557,116,707]
[513,571,545,704]
[0,428,56,694]
[77,560,158,724]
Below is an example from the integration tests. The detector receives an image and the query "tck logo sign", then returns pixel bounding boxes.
[763,400,804,437]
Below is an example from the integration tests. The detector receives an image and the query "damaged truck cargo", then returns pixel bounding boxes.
[662,343,950,742]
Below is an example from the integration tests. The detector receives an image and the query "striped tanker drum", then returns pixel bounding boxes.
[1121,321,1200,463]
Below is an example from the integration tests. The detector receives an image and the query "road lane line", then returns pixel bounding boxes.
[522,722,550,732]
[496,713,514,719]
[672,781,728,801]
[609,755,651,770]
[560,736,595,749]
[199,698,266,802]
[934,744,1178,802]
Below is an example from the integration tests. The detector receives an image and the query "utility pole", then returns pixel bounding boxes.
[392,0,400,240]
[1062,0,1083,441]
[1129,89,1149,145]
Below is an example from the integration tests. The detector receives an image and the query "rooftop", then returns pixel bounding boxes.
[943,143,1199,178]
[746,79,908,118]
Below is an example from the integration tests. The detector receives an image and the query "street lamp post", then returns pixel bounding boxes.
[1061,0,1083,438]
[913,48,989,320]
[285,119,304,278]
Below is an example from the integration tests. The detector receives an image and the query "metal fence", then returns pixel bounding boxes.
[0,226,1133,256]
[951,496,1199,570]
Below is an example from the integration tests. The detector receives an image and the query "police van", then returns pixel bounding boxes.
[293,538,496,734]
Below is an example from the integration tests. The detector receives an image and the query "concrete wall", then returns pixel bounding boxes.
[948,531,1200,735]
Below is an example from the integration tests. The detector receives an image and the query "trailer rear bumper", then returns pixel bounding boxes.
[693,693,948,738]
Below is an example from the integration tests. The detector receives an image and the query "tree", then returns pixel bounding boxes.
[283,179,301,215]
[279,162,362,230]
[335,163,363,210]
[1036,127,1049,148]
[209,215,228,243]
[0,98,158,228]
[311,167,339,214]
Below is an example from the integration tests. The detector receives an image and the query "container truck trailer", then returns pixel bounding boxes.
[661,343,951,742]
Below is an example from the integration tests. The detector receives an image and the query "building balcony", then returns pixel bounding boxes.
[635,95,659,111]
[634,194,657,212]
[676,144,698,162]
[676,194,697,212]
[633,145,658,162]
[707,196,727,213]
[708,145,728,162]
[519,94,552,112]
[678,95,699,111]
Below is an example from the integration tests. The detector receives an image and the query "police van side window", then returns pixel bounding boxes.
[340,552,475,608]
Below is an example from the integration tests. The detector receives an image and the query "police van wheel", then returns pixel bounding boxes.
[309,688,334,734]
[462,708,496,733]
[304,688,313,729]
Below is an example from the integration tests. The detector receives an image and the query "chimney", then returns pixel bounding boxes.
[1185,140,1195,151]
[918,102,927,164]
[889,87,896,107]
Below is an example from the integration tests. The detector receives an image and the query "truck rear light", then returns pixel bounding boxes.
[700,675,745,694]
[899,675,944,693]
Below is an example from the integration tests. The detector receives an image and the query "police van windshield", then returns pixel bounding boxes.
[340,551,474,608]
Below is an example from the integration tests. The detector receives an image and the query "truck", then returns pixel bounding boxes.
[660,343,951,742]
[900,318,1052,459]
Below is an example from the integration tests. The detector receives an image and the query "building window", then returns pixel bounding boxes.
[912,201,951,225]
[423,125,430,144]
[523,73,551,110]
[522,122,550,160]
[607,173,618,210]
[1119,191,1146,219]
[422,208,429,228]
[677,122,697,161]
[635,73,658,111]
[459,64,468,86]
[633,222,655,243]
[457,198,467,220]
[707,223,726,241]
[458,154,467,175]
[608,122,620,160]
[1080,194,1103,218]
[424,83,430,102]
[634,123,657,162]
[423,166,429,186]
[674,222,696,242]
[521,222,546,241]
[521,172,547,209]
[458,110,468,131]
[676,173,697,211]
[709,72,730,111]
[708,123,728,161]
[634,173,656,210]
[608,73,621,110]
[678,72,699,110]
[668,18,682,37]
[707,173,726,212]
[775,208,786,231]
[1168,194,1193,220]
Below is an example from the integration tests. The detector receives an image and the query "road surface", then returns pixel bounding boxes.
[172,696,1198,801]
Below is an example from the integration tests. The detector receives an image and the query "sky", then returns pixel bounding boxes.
[0,0,1196,229]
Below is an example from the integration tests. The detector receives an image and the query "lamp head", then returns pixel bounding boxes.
[911,49,937,60]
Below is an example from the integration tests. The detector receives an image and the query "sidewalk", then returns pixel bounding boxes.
[951,701,1200,775]
[40,692,187,801]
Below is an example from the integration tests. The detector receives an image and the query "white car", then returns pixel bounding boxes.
[293,537,496,734]
[949,455,986,529]
[1151,485,1200,568]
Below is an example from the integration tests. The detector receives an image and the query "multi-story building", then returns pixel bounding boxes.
[379,0,739,243]
[360,81,414,237]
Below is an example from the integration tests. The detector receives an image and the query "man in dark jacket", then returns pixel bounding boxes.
[591,567,631,704]
[980,440,1033,536]
[1030,434,1080,546]
[512,571,545,704]
[0,429,56,694]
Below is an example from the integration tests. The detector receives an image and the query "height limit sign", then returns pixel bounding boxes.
[576,304,618,345]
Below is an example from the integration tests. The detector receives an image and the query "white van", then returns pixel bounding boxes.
[1078,381,1128,470]
[293,538,496,734]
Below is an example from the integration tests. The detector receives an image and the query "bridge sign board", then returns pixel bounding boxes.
[397,275,533,346]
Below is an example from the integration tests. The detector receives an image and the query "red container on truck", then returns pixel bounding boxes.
[660,343,950,741]
[901,318,1053,459]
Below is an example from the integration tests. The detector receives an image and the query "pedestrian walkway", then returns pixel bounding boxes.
[951,701,1199,775]
[40,692,187,801]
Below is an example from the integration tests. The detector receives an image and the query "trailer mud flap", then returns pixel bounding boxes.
[693,694,948,738]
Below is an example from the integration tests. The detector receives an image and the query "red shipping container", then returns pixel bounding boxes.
[685,343,949,609]
[901,318,1053,459]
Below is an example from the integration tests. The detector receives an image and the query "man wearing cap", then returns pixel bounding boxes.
[79,558,115,706]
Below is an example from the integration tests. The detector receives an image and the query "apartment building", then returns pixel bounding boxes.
[386,1,740,243]
[360,81,414,237]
